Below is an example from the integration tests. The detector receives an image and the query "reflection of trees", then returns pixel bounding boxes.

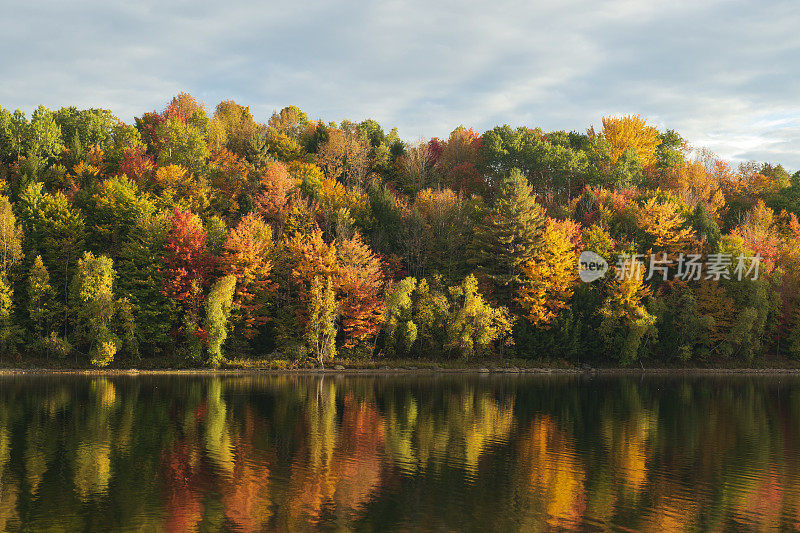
[278,378,388,530]
[383,385,514,475]
[220,406,273,533]
[161,440,205,532]
[333,394,385,516]
[515,416,586,530]
[3,375,800,530]
[600,383,657,496]
[72,379,117,501]
[0,416,19,531]
[283,377,339,526]
[203,378,234,475]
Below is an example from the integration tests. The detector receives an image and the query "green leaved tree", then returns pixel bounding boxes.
[472,169,545,303]
[306,275,337,367]
[71,251,119,367]
[204,274,236,368]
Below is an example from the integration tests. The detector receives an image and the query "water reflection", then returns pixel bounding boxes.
[0,374,798,530]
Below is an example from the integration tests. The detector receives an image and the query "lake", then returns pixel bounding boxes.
[0,372,798,531]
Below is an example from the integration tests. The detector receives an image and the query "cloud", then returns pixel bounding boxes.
[1,0,798,169]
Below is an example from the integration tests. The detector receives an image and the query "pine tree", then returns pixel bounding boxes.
[691,202,721,253]
[17,183,85,334]
[473,169,545,303]
[117,211,174,353]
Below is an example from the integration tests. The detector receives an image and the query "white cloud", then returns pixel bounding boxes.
[1,0,798,170]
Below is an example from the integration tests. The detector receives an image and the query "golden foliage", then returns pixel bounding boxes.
[517,416,586,529]
[663,160,725,219]
[517,219,578,327]
[636,197,697,254]
[602,114,661,168]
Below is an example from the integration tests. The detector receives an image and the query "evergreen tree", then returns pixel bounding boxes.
[472,169,545,303]
[17,183,86,334]
[691,202,721,252]
[116,211,174,353]
[75,175,154,254]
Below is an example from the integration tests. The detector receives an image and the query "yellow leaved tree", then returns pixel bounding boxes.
[601,114,661,169]
[636,197,697,255]
[517,219,578,327]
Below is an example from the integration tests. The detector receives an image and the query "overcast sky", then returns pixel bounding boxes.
[2,0,799,169]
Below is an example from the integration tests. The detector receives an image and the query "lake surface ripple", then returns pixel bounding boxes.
[0,374,798,531]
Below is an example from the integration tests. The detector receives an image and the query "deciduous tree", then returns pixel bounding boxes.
[447,274,513,357]
[27,255,54,341]
[254,161,298,223]
[316,129,369,188]
[518,219,578,327]
[601,114,661,169]
[598,267,657,364]
[204,274,237,367]
[0,195,23,277]
[71,251,119,367]
[162,207,213,353]
[336,232,384,350]
[306,276,336,366]
[222,214,274,339]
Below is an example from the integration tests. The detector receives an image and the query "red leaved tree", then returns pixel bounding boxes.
[118,145,155,186]
[336,233,385,349]
[162,206,213,304]
[254,161,297,224]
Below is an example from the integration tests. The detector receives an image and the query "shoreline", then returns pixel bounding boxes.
[4,367,800,376]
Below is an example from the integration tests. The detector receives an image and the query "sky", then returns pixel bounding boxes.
[2,0,799,169]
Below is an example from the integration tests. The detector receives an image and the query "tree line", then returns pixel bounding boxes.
[0,94,798,366]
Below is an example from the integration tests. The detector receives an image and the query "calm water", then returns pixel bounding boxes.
[0,373,799,531]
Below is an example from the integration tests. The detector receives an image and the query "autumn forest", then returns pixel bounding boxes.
[0,93,798,367]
